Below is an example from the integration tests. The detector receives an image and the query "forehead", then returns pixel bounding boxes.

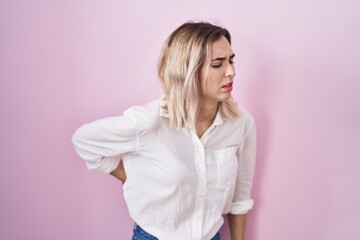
[211,36,233,57]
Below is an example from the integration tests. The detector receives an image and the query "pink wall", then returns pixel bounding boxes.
[1,0,359,239]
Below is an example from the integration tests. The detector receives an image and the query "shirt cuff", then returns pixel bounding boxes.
[85,156,121,174]
[229,199,254,214]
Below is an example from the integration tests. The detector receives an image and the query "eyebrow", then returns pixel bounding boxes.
[211,53,235,62]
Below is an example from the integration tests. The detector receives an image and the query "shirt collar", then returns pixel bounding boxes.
[212,111,224,126]
[159,96,224,126]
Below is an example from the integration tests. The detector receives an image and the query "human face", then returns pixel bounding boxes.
[201,36,235,105]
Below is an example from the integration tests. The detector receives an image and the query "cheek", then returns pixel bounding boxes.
[203,79,219,96]
[202,69,223,93]
[207,69,223,81]
[207,73,222,88]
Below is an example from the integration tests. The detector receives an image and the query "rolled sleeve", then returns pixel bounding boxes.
[231,116,257,214]
[83,156,121,173]
[72,109,137,173]
[229,199,254,214]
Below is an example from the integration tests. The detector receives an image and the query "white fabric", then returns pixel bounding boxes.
[72,98,256,240]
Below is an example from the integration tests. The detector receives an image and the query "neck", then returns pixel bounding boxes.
[195,100,218,138]
[197,99,218,125]
[196,101,218,136]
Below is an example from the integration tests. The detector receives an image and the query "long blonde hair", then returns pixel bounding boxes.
[158,21,239,129]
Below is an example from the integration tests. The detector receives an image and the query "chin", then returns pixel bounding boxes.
[219,93,232,101]
[205,93,232,104]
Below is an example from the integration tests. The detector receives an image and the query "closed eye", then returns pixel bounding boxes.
[211,60,235,68]
[211,63,222,68]
[211,53,235,68]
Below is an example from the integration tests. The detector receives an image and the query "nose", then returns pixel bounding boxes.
[225,62,236,78]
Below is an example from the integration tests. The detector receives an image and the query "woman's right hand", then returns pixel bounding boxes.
[110,160,127,184]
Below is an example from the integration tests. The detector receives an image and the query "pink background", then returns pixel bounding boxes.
[1,0,359,239]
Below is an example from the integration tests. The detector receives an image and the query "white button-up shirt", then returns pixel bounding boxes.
[72,98,256,240]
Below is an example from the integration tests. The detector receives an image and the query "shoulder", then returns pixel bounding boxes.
[124,99,161,134]
[237,105,255,125]
[225,105,255,135]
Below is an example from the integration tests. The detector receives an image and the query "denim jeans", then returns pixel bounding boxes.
[132,224,221,240]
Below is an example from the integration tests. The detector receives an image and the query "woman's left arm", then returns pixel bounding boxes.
[228,213,247,240]
[228,114,257,239]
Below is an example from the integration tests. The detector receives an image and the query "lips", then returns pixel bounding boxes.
[222,82,233,91]
[222,82,233,88]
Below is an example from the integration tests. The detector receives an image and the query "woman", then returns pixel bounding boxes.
[72,21,256,240]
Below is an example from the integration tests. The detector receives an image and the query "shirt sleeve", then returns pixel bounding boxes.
[230,116,257,214]
[71,109,137,173]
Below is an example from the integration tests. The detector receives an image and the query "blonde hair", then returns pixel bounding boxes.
[158,21,240,129]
